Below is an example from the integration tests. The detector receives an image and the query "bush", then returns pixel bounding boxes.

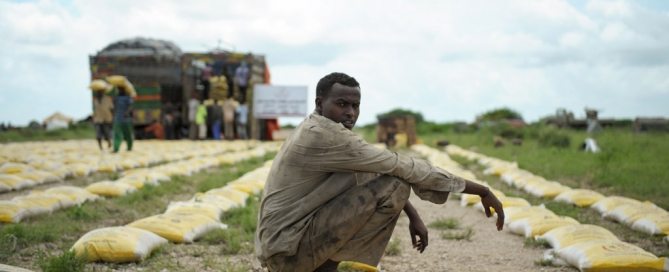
[538,130,571,148]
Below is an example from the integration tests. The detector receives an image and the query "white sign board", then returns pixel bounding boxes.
[253,84,308,118]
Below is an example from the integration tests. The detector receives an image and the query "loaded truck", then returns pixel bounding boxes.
[89,37,273,139]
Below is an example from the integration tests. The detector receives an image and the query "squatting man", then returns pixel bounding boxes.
[255,72,505,272]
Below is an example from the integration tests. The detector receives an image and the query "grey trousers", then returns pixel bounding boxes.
[266,175,411,272]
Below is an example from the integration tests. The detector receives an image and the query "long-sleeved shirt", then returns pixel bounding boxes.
[255,112,467,263]
[113,95,133,123]
[93,95,113,123]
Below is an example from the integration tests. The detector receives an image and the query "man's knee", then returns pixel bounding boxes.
[365,175,410,213]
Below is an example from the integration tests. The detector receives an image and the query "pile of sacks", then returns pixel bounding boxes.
[71,161,273,262]
[445,145,669,238]
[1,142,281,223]
[412,144,669,272]
[0,140,261,193]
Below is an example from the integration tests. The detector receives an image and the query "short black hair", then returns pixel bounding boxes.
[316,72,359,97]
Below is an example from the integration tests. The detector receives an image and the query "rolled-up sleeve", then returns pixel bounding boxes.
[291,118,465,203]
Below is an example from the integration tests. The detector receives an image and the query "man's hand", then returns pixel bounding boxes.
[480,191,504,231]
[404,201,428,253]
[408,215,428,253]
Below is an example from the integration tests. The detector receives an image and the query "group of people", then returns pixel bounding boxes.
[91,80,134,153]
[187,95,249,140]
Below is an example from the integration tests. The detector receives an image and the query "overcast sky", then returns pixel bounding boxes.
[1,0,669,126]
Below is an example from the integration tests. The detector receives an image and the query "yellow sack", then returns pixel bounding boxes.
[0,174,35,190]
[0,182,9,193]
[15,171,48,185]
[116,175,158,189]
[631,213,669,236]
[539,224,619,250]
[206,186,249,206]
[96,161,120,173]
[604,203,665,225]
[67,163,93,178]
[72,226,167,263]
[106,75,126,85]
[338,261,379,272]
[0,162,31,174]
[503,205,557,225]
[27,191,77,209]
[523,180,570,199]
[554,189,605,207]
[227,182,261,195]
[508,215,579,238]
[13,194,62,217]
[475,196,530,214]
[0,200,27,223]
[556,240,668,272]
[591,196,642,215]
[190,193,237,212]
[86,181,137,197]
[165,201,222,221]
[45,186,100,205]
[127,212,226,243]
[89,79,111,92]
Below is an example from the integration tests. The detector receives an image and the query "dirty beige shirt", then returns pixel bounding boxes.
[93,96,113,123]
[255,113,466,263]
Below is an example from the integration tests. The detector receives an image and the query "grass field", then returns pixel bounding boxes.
[358,125,669,210]
[0,123,95,143]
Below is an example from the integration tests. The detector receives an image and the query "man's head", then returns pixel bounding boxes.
[315,72,361,130]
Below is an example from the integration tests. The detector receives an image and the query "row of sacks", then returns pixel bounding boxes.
[0,143,280,223]
[410,145,525,209]
[0,140,261,193]
[445,144,669,238]
[414,145,669,271]
[71,161,274,263]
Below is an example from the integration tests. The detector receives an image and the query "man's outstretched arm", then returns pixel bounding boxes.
[403,200,428,253]
[461,180,505,231]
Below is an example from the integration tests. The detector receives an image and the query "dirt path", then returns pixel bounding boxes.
[379,193,575,272]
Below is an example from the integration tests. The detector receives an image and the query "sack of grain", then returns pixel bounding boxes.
[554,189,605,207]
[127,212,226,243]
[0,200,28,223]
[556,240,668,271]
[72,226,167,262]
[508,215,579,238]
[538,224,619,250]
[86,181,137,197]
[165,201,222,221]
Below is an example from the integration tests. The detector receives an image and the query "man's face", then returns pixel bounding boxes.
[316,83,361,130]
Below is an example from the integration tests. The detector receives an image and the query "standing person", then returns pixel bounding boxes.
[235,100,249,139]
[112,86,134,153]
[222,97,239,139]
[255,73,505,272]
[234,61,250,101]
[188,94,200,140]
[92,88,113,150]
[195,100,208,140]
[210,99,223,140]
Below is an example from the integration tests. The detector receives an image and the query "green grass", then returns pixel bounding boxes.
[0,153,274,270]
[201,194,261,255]
[524,238,550,248]
[37,250,86,272]
[0,123,95,143]
[428,217,460,230]
[0,224,59,262]
[441,227,474,241]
